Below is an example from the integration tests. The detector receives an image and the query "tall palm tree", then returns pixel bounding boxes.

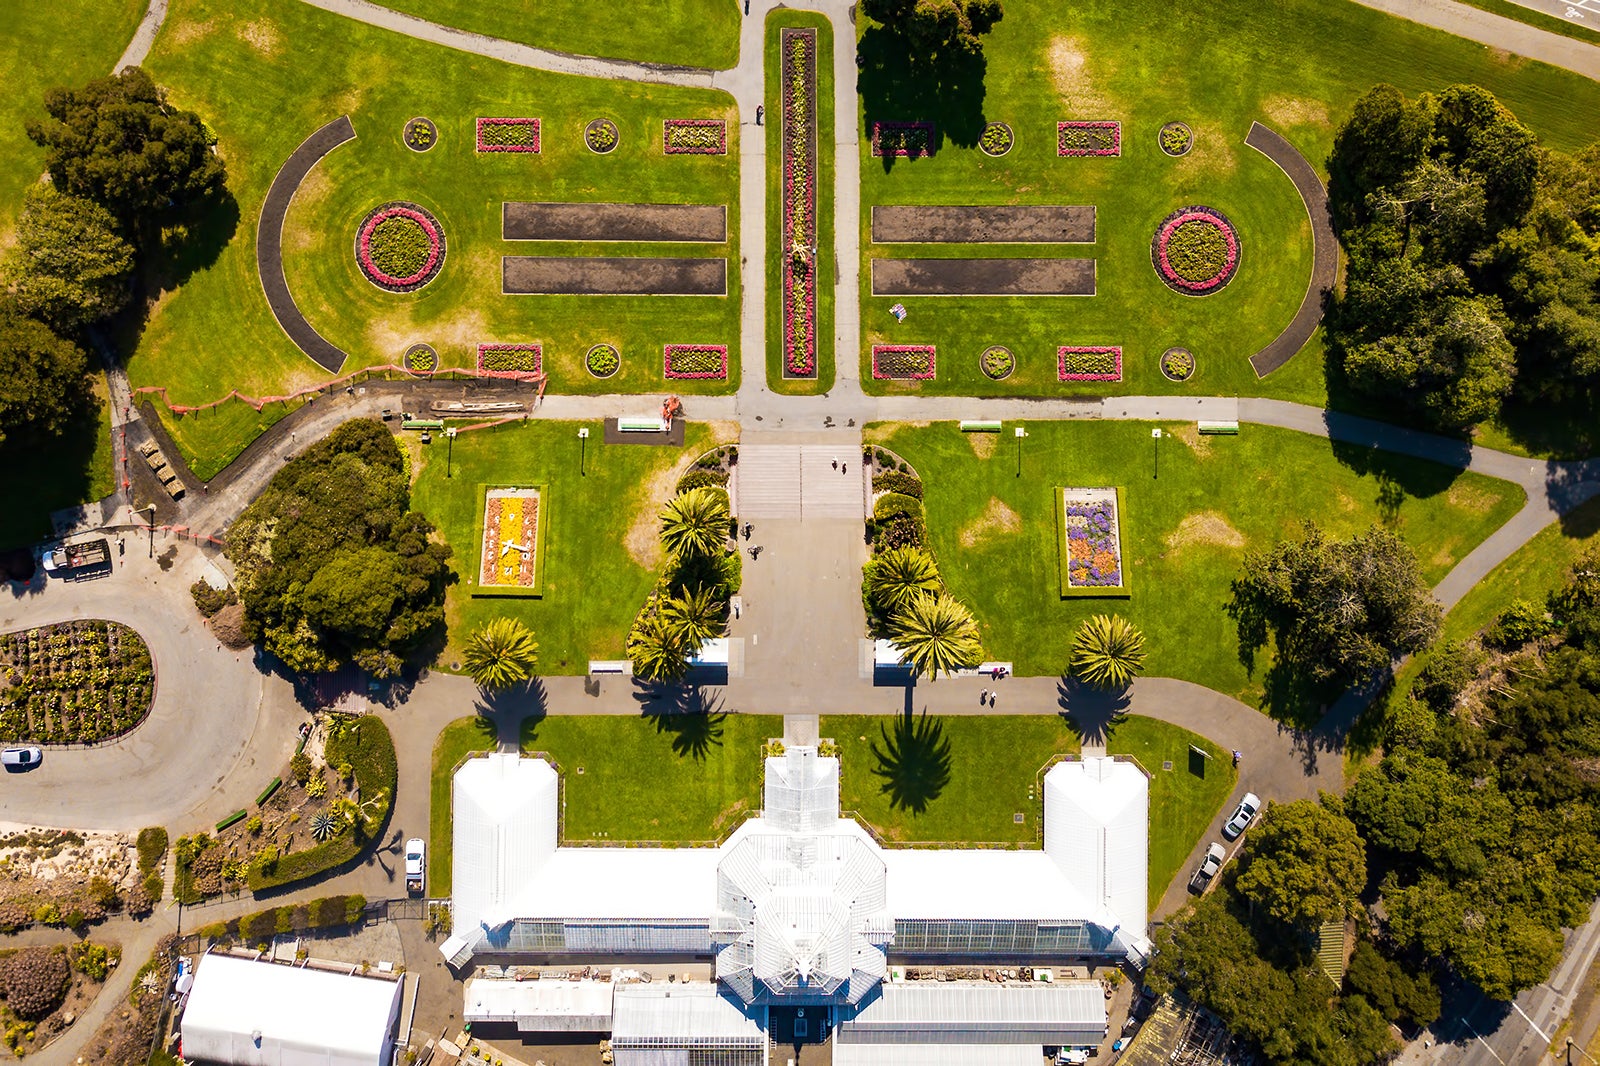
[891,591,982,680]
[1071,614,1146,690]
[628,611,689,682]
[662,584,722,649]
[659,487,730,558]
[462,617,540,691]
[865,547,941,615]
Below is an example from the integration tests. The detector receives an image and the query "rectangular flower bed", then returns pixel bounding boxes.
[477,343,543,378]
[871,344,936,380]
[479,487,545,595]
[781,28,819,378]
[1057,120,1120,157]
[872,121,936,158]
[664,343,729,380]
[476,117,541,153]
[1057,487,1130,597]
[1058,345,1122,382]
[664,119,727,155]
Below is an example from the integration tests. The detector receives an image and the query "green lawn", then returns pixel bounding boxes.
[409,418,733,673]
[154,396,292,483]
[766,10,836,395]
[855,0,1600,401]
[375,0,742,68]
[875,420,1526,714]
[0,0,145,241]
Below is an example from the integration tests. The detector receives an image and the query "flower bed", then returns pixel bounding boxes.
[1161,347,1195,382]
[664,119,727,155]
[782,28,819,378]
[481,488,541,589]
[1058,346,1122,382]
[476,117,541,153]
[1152,205,1239,294]
[354,201,445,293]
[1057,120,1121,157]
[872,121,936,158]
[586,117,619,154]
[1158,121,1192,157]
[981,345,1015,380]
[1061,488,1127,593]
[586,343,620,378]
[476,343,543,379]
[403,343,437,374]
[0,621,153,745]
[979,121,1014,157]
[403,116,437,153]
[872,344,936,380]
[664,344,729,380]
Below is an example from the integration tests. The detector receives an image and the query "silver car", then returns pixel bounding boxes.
[2,747,43,771]
[1222,792,1260,840]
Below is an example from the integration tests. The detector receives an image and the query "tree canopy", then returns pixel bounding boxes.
[225,419,451,676]
[0,307,92,449]
[462,617,539,692]
[859,0,1003,57]
[3,184,134,333]
[1236,797,1367,929]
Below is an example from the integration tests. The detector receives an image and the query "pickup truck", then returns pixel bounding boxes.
[40,538,110,574]
[1188,842,1227,894]
[405,838,425,895]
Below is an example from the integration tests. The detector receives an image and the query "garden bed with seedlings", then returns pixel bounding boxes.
[0,826,155,933]
[0,941,121,1056]
[0,621,154,744]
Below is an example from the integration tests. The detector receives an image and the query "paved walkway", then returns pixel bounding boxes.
[1349,0,1600,78]
[111,0,168,71]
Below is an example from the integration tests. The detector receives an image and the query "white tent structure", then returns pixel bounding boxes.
[179,954,402,1066]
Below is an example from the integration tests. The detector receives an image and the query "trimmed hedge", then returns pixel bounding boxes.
[873,492,923,522]
[676,468,730,494]
[215,810,247,833]
[871,471,923,500]
[136,827,167,876]
[256,777,283,807]
[193,894,368,946]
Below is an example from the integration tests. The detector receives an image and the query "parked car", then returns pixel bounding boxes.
[405,838,425,894]
[2,747,43,771]
[1222,793,1261,840]
[1188,842,1227,893]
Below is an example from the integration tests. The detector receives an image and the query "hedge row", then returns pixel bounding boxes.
[215,810,247,833]
[256,778,282,807]
[193,893,367,944]
[871,471,923,499]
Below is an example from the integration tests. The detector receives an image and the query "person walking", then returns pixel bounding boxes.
[980,689,988,705]
[755,105,764,126]
[831,457,838,470]
[989,692,997,708]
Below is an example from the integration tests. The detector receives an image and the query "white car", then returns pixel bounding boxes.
[1,747,43,771]
[405,838,425,894]
[1222,793,1261,840]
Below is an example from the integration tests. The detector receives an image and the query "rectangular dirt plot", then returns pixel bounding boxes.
[872,258,1096,296]
[503,257,727,296]
[872,206,1096,244]
[502,202,727,243]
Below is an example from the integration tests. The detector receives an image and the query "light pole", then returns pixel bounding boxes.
[1151,427,1162,480]
[578,427,589,477]
[1014,425,1027,478]
[142,504,156,559]
[445,427,457,479]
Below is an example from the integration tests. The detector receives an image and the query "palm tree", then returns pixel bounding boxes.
[628,612,689,682]
[659,487,730,558]
[1071,614,1146,690]
[332,789,389,840]
[891,591,982,680]
[662,584,722,649]
[865,547,941,615]
[462,617,539,691]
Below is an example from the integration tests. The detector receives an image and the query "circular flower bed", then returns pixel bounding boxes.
[1158,121,1192,157]
[403,116,437,153]
[404,343,437,374]
[1151,205,1239,295]
[586,343,620,379]
[354,201,445,293]
[586,118,619,154]
[980,345,1015,380]
[1160,346,1195,382]
[979,122,1014,157]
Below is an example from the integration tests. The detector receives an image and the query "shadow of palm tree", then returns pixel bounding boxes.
[642,687,727,761]
[870,708,953,814]
[471,677,547,749]
[1056,675,1131,745]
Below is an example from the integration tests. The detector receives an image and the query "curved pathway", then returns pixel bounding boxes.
[256,115,358,374]
[1244,122,1338,377]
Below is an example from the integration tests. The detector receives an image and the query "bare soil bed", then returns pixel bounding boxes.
[502,202,726,243]
[872,205,1096,244]
[503,256,727,295]
[871,258,1096,296]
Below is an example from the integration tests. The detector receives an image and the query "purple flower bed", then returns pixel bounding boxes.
[664,119,727,155]
[872,345,937,380]
[476,117,541,153]
[1152,205,1240,295]
[1057,121,1121,157]
[872,121,936,158]
[664,344,729,380]
[476,344,543,379]
[354,201,446,293]
[1064,496,1124,588]
[1058,346,1122,382]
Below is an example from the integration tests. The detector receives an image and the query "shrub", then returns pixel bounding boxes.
[871,471,923,499]
[1,946,70,1019]
[290,752,312,784]
[586,343,620,377]
[873,492,923,522]
[87,876,120,910]
[72,942,116,981]
[1486,599,1555,649]
[189,580,234,618]
[0,903,28,933]
[876,513,926,550]
[210,602,251,649]
[246,815,263,835]
[677,469,730,494]
[1413,640,1486,713]
[126,883,154,917]
[136,827,167,875]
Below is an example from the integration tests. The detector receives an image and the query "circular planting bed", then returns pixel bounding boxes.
[1160,346,1195,382]
[1151,205,1239,295]
[585,118,619,154]
[403,116,437,153]
[586,343,620,379]
[404,343,438,374]
[979,122,1014,158]
[355,201,445,293]
[980,344,1015,380]
[1158,121,1192,157]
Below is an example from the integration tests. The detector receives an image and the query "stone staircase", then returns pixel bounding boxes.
[798,445,865,519]
[734,444,865,520]
[734,444,801,519]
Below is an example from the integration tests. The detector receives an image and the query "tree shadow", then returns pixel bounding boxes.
[869,707,953,814]
[636,682,727,761]
[471,677,547,748]
[1326,434,1465,502]
[1494,393,1600,462]
[1555,489,1600,539]
[1055,675,1131,746]
[0,388,105,550]
[143,187,241,294]
[857,25,988,171]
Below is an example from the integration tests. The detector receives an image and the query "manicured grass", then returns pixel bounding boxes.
[375,0,742,68]
[153,395,291,483]
[135,0,740,439]
[875,421,1526,711]
[766,10,835,395]
[409,419,734,673]
[855,0,1600,402]
[0,0,145,241]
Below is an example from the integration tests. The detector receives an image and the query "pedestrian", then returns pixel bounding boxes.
[744,0,750,12]
[743,522,753,540]
[989,692,997,708]
[1232,750,1242,767]
[831,457,838,469]
[733,602,741,619]
[755,105,764,126]
[980,689,988,705]
[841,462,847,475]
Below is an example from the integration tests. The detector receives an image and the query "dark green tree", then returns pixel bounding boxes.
[3,184,134,333]
[1343,941,1442,1028]
[859,0,1003,56]
[0,306,92,448]
[1235,798,1367,928]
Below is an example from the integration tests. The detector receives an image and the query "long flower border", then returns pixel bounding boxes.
[1057,120,1121,158]
[872,121,936,158]
[664,344,728,380]
[476,343,543,379]
[781,28,818,378]
[1152,205,1240,295]
[664,119,727,155]
[1058,346,1123,382]
[872,344,937,381]
[354,201,446,293]
[476,117,541,153]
